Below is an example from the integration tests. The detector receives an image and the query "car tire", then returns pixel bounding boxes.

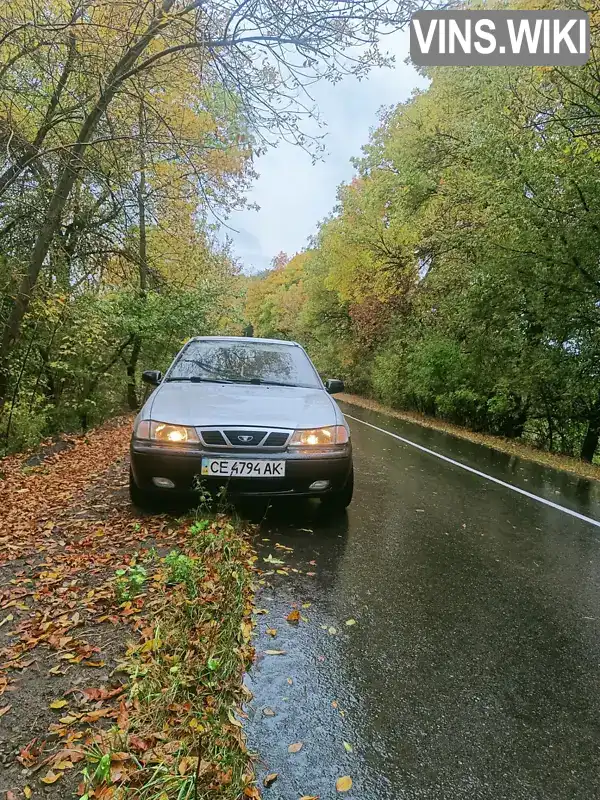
[321,466,354,511]
[129,468,157,511]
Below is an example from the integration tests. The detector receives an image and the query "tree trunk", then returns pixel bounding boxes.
[581,392,600,462]
[126,103,149,412]
[581,421,600,462]
[126,336,142,410]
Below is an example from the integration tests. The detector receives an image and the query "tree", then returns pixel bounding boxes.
[0,0,420,406]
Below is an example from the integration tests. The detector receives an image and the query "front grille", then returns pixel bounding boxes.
[264,432,290,447]
[223,430,267,447]
[201,430,227,446]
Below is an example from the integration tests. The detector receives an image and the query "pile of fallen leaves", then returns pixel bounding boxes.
[0,417,258,800]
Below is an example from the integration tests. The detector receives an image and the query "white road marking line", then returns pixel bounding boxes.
[345,413,600,529]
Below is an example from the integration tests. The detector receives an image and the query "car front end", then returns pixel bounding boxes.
[130,421,352,499]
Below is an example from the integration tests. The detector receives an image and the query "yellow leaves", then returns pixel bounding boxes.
[240,621,253,641]
[24,786,32,799]
[286,609,301,624]
[54,758,74,770]
[227,708,242,728]
[49,699,68,709]
[263,773,278,787]
[264,649,286,656]
[41,770,62,784]
[288,742,303,753]
[266,627,277,637]
[336,776,353,792]
[178,756,197,776]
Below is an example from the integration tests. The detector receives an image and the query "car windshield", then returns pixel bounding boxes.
[166,340,322,389]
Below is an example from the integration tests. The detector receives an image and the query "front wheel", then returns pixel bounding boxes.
[321,467,354,511]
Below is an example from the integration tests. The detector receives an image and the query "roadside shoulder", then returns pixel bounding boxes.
[338,393,600,485]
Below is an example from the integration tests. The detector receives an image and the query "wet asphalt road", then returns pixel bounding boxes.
[244,402,600,800]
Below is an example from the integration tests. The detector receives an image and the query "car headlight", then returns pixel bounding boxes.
[134,420,199,444]
[289,425,349,447]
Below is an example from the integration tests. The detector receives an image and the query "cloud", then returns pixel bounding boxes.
[224,29,427,274]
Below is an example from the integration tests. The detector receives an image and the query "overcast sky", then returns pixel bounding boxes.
[222,29,428,275]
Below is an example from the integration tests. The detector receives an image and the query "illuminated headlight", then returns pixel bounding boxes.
[134,420,199,444]
[289,425,349,448]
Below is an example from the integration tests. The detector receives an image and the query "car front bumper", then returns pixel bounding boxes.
[130,442,352,497]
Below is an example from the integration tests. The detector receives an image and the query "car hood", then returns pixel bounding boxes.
[146,382,341,429]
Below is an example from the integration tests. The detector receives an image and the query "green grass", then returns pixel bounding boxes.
[83,514,257,800]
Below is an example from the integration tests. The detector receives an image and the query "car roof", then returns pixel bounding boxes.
[188,336,301,347]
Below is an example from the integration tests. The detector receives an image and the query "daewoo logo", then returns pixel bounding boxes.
[238,435,253,443]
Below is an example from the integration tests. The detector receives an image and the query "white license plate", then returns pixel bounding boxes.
[201,458,285,478]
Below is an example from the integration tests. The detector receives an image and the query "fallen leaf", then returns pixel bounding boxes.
[178,756,197,775]
[266,628,277,637]
[227,708,242,727]
[0,614,14,628]
[302,602,311,608]
[263,707,276,717]
[343,741,353,753]
[286,609,300,624]
[336,776,352,792]
[49,699,68,709]
[0,704,11,717]
[328,627,337,635]
[263,554,285,565]
[263,773,278,787]
[59,715,80,724]
[24,786,32,799]
[265,650,286,656]
[41,770,62,784]
[276,569,288,576]
[345,619,356,626]
[299,796,320,799]
[288,742,303,753]
[287,678,293,685]
[54,759,74,770]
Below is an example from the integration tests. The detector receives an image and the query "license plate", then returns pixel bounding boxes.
[201,458,285,478]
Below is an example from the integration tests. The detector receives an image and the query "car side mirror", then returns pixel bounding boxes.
[325,378,344,395]
[142,369,162,387]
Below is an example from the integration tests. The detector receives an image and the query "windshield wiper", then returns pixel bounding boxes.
[166,376,305,387]
[165,376,236,384]
[247,379,301,387]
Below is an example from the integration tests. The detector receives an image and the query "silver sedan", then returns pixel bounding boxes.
[129,336,353,509]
